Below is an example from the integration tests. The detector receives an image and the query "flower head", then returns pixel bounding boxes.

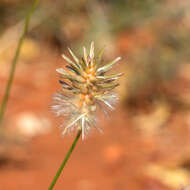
[52,42,122,139]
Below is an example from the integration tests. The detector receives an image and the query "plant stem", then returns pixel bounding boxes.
[0,0,39,126]
[48,129,81,190]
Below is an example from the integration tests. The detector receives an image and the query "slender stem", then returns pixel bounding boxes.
[48,129,81,190]
[0,0,39,125]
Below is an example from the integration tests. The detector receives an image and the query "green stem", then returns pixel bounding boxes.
[48,130,81,190]
[0,0,39,125]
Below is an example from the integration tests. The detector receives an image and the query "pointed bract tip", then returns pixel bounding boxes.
[116,57,121,61]
[90,41,95,59]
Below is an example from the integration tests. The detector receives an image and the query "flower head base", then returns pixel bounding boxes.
[52,42,122,139]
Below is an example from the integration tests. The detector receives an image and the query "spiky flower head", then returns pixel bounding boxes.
[52,42,122,139]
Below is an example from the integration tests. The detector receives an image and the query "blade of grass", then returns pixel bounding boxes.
[48,129,81,190]
[0,0,39,125]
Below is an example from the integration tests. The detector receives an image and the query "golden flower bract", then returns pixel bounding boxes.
[52,42,122,139]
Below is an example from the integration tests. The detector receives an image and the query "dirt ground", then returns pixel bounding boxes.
[0,34,190,190]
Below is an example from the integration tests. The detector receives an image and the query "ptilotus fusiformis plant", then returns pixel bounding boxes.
[49,42,122,190]
[52,41,122,139]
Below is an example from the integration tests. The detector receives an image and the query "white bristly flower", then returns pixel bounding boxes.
[52,42,122,140]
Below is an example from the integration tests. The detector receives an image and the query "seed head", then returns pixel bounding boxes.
[52,42,122,139]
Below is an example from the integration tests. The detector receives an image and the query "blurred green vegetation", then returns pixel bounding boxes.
[0,0,165,48]
[125,2,190,108]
